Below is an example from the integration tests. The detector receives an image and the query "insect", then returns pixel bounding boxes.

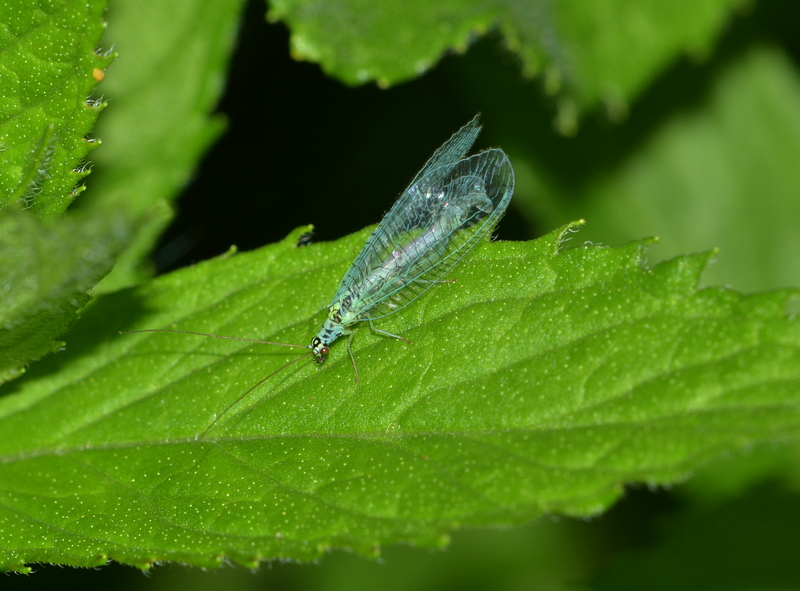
[123,114,515,436]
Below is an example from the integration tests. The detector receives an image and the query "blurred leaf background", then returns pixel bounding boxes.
[4,0,800,588]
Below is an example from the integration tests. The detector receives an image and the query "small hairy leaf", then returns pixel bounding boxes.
[0,0,110,215]
[268,0,745,126]
[0,222,798,571]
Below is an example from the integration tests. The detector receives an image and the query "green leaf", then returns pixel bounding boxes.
[537,0,746,130]
[85,0,248,290]
[0,207,131,385]
[1,222,798,571]
[0,0,242,386]
[521,44,800,292]
[0,0,110,215]
[268,0,744,127]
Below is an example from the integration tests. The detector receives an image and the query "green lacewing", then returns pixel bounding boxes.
[123,114,515,436]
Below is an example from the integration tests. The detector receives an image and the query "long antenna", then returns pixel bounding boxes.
[119,328,308,348]
[196,351,315,440]
[120,328,314,439]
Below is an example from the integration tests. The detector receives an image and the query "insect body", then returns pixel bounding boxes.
[310,114,515,369]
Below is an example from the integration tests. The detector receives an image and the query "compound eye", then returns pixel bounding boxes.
[315,346,329,364]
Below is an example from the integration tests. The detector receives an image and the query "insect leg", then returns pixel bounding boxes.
[367,318,413,345]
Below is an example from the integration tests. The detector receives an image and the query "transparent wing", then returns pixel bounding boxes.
[331,147,515,321]
[408,114,482,186]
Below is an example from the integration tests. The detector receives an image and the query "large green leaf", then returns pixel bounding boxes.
[1,222,798,571]
[0,0,110,214]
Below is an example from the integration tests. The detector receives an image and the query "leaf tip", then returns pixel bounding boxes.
[285,224,316,247]
[552,219,586,253]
